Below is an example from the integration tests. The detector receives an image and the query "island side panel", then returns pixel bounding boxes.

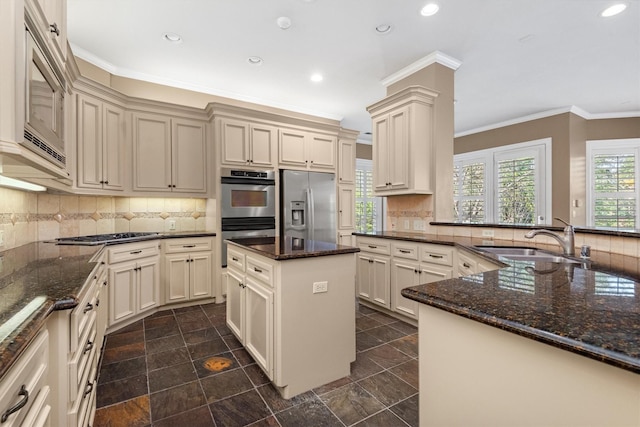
[275,253,356,398]
[419,304,640,427]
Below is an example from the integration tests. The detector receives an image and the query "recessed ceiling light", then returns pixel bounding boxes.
[310,73,323,83]
[277,16,292,29]
[375,24,392,34]
[247,56,263,66]
[601,3,627,17]
[420,3,440,16]
[162,32,182,43]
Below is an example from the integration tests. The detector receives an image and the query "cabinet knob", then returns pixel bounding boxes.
[104,181,109,185]
[49,23,60,36]
[1,385,29,423]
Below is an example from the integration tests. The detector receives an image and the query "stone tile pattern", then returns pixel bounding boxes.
[94,302,419,427]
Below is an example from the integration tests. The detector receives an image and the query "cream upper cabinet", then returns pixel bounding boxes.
[76,93,126,191]
[367,86,438,196]
[338,138,356,185]
[25,0,67,68]
[132,112,207,194]
[279,128,336,171]
[220,118,276,167]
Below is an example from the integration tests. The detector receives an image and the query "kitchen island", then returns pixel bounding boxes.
[396,239,640,426]
[225,236,359,398]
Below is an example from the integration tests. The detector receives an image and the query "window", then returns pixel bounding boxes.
[587,139,640,229]
[453,138,551,225]
[355,159,383,232]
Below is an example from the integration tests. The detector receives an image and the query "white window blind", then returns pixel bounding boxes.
[453,138,550,225]
[453,161,486,223]
[587,139,640,229]
[355,159,383,232]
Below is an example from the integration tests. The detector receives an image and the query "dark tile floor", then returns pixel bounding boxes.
[94,301,419,427]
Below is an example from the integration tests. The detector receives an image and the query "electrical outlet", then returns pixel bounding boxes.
[168,220,176,231]
[482,229,495,238]
[403,220,410,230]
[413,220,425,231]
[313,281,328,294]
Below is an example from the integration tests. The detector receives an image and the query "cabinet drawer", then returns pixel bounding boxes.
[108,241,159,264]
[246,256,274,287]
[164,237,213,253]
[392,242,419,260]
[357,237,391,255]
[420,244,454,266]
[68,314,97,402]
[68,346,98,427]
[458,251,478,277]
[0,330,48,427]
[70,270,99,355]
[227,247,245,271]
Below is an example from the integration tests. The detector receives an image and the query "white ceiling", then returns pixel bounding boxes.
[67,0,640,141]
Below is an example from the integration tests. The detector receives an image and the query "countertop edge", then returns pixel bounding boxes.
[227,239,359,260]
[401,287,640,374]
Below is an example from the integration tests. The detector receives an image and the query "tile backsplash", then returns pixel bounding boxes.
[0,187,210,250]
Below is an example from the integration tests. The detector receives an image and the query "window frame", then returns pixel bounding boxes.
[355,158,384,232]
[453,138,552,225]
[586,138,640,229]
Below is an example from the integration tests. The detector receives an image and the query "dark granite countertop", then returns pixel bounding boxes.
[226,236,359,260]
[0,243,102,380]
[354,231,640,374]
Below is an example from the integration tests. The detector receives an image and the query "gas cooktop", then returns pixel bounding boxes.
[50,232,160,245]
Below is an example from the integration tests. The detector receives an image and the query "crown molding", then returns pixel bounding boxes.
[455,106,640,138]
[381,51,462,87]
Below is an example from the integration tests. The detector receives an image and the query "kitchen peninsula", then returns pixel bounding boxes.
[225,236,359,398]
[348,231,640,427]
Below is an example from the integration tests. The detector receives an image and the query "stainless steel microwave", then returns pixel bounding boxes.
[23,27,66,167]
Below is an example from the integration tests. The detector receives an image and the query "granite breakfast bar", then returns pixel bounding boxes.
[225,236,360,398]
[398,240,640,426]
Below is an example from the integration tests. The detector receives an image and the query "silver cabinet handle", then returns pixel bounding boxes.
[83,381,94,399]
[1,385,28,423]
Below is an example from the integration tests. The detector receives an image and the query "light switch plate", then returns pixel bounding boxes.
[482,229,495,238]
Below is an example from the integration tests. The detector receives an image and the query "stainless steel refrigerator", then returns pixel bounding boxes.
[280,169,336,243]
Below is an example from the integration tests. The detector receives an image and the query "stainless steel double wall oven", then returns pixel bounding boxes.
[220,168,276,267]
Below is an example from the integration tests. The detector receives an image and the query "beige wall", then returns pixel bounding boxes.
[356,143,372,160]
[0,187,208,250]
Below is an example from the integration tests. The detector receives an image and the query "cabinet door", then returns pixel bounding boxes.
[308,133,336,170]
[77,94,103,189]
[138,256,160,313]
[190,252,213,299]
[164,254,190,304]
[279,129,307,168]
[108,262,136,325]
[220,119,249,166]
[102,104,125,190]
[338,185,355,230]
[172,118,207,193]
[226,269,244,340]
[391,259,419,319]
[371,256,391,308]
[250,125,276,167]
[132,113,171,192]
[338,139,355,184]
[372,115,390,191]
[356,254,373,300]
[388,107,410,190]
[244,277,274,379]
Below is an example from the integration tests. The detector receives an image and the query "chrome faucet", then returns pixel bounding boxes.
[524,217,575,256]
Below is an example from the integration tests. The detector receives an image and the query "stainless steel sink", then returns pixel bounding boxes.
[479,247,582,264]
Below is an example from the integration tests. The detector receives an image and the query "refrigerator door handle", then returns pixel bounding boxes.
[308,187,315,240]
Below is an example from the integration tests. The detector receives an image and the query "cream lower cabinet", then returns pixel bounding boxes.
[163,238,214,304]
[0,330,50,427]
[226,247,274,377]
[356,237,391,309]
[107,242,160,328]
